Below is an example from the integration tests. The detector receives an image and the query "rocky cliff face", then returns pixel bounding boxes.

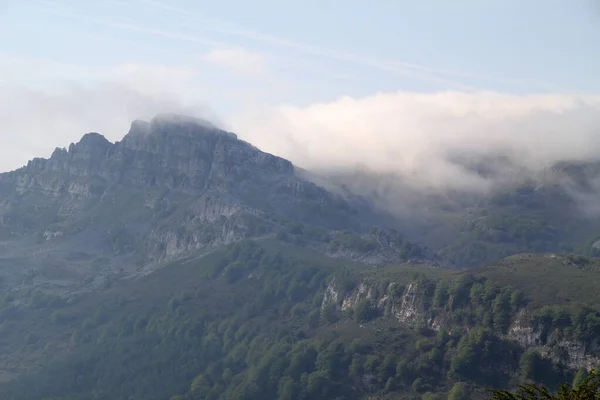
[0,115,386,294]
[322,277,600,372]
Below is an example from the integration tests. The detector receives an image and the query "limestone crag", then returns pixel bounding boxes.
[323,278,600,372]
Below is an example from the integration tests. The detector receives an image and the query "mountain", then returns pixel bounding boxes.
[0,114,418,295]
[0,114,599,399]
[323,159,600,267]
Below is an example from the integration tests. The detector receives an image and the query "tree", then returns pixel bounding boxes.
[412,377,426,393]
[510,290,526,311]
[354,299,376,323]
[519,350,542,382]
[306,370,332,399]
[448,382,471,400]
[492,292,512,333]
[277,376,298,400]
[487,369,600,399]
[573,368,589,388]
[349,354,364,379]
[422,393,445,400]
[190,374,211,395]
[308,309,320,329]
[322,303,339,323]
[379,354,397,382]
[433,281,450,308]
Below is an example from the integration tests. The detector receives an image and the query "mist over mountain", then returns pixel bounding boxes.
[0,114,423,294]
[233,92,600,194]
[1,111,600,282]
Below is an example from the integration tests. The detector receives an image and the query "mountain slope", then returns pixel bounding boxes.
[323,161,600,267]
[0,115,400,294]
[0,241,598,399]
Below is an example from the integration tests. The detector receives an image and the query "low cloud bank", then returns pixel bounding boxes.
[2,86,599,202]
[231,91,600,192]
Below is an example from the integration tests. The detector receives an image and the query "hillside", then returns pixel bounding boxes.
[324,162,600,267]
[0,240,598,399]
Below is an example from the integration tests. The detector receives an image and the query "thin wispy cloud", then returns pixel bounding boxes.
[31,4,224,48]
[35,0,478,91]
[203,47,268,77]
[133,0,563,92]
[34,0,569,93]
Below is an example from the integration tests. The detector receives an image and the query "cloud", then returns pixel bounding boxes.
[110,63,200,93]
[131,0,563,92]
[33,1,484,91]
[230,91,600,192]
[203,47,268,77]
[0,79,220,172]
[33,0,566,93]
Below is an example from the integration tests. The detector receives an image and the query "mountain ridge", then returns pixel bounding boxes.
[0,115,599,399]
[0,115,417,295]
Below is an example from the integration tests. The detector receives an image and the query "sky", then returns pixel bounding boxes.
[0,0,599,188]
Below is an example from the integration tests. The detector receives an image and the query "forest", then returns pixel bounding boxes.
[0,241,599,399]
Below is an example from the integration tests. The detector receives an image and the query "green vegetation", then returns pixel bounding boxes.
[0,241,598,399]
[488,369,600,399]
[328,231,377,253]
[431,179,600,268]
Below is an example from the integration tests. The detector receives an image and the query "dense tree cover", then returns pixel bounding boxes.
[0,241,596,400]
[530,305,600,347]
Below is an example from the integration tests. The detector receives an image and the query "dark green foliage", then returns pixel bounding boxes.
[354,298,376,323]
[573,368,590,388]
[328,231,377,253]
[487,369,600,399]
[448,382,471,400]
[449,327,521,386]
[0,242,597,400]
[518,350,565,388]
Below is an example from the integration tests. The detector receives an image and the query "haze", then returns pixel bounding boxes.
[1,0,599,192]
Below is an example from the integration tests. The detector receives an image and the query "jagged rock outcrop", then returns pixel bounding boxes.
[507,309,600,371]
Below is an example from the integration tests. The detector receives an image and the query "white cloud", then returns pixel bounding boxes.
[203,47,268,77]
[110,62,200,94]
[230,91,600,191]
[2,51,600,200]
[0,80,219,172]
[129,0,565,92]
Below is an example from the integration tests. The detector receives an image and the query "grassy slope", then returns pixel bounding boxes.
[472,254,600,308]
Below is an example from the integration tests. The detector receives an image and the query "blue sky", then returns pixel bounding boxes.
[0,0,599,180]
[2,0,599,100]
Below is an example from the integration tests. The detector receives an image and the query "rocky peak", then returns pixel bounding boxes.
[75,132,111,149]
[122,114,234,147]
[6,115,294,189]
[151,113,222,131]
